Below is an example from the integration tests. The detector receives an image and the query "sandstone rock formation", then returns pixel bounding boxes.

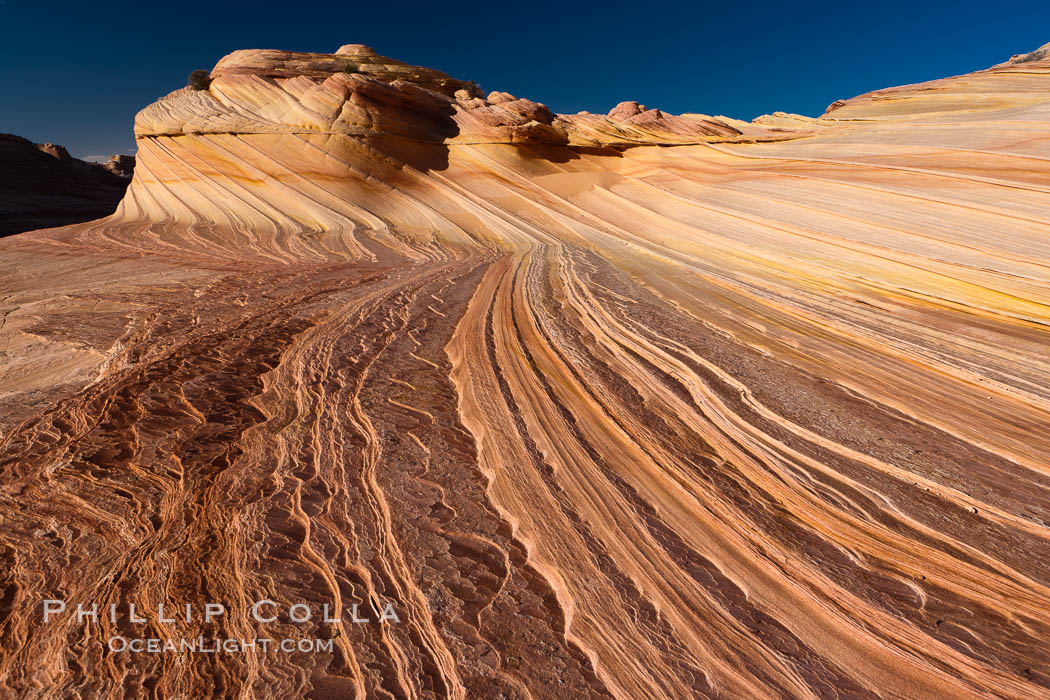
[0,135,132,237]
[102,154,135,178]
[1,43,1049,698]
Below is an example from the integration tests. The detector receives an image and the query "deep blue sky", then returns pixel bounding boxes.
[1,0,1048,159]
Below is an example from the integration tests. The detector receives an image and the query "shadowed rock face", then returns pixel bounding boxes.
[0,135,132,237]
[1,43,1050,698]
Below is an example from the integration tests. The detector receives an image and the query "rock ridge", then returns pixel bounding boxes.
[134,45,777,148]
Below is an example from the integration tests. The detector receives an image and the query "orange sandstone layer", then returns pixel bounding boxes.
[1,43,1049,698]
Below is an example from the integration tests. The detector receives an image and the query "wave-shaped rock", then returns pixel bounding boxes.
[1,42,1049,698]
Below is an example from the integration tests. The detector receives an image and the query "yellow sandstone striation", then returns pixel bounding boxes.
[1,43,1049,698]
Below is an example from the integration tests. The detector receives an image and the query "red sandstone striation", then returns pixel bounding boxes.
[1,42,1049,699]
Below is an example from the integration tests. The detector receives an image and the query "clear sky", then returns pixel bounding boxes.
[1,0,1048,159]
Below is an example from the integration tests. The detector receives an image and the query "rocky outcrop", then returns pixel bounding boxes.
[102,154,135,178]
[608,100,646,120]
[36,143,73,160]
[817,41,1050,121]
[2,42,1050,700]
[134,46,772,151]
[824,98,847,113]
[0,134,132,237]
[121,45,788,236]
[1009,41,1050,64]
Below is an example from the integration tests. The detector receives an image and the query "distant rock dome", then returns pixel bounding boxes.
[336,44,376,56]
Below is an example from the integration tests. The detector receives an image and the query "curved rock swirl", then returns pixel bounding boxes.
[1,43,1049,698]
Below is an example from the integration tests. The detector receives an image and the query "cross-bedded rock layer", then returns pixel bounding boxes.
[1,43,1050,698]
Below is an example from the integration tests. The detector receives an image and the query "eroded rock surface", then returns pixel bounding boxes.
[1,43,1050,699]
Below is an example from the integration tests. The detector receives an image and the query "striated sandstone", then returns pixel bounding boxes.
[135,47,772,151]
[608,100,645,120]
[1,42,1050,699]
[817,42,1050,121]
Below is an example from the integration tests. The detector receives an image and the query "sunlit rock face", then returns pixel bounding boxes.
[1,43,1050,699]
